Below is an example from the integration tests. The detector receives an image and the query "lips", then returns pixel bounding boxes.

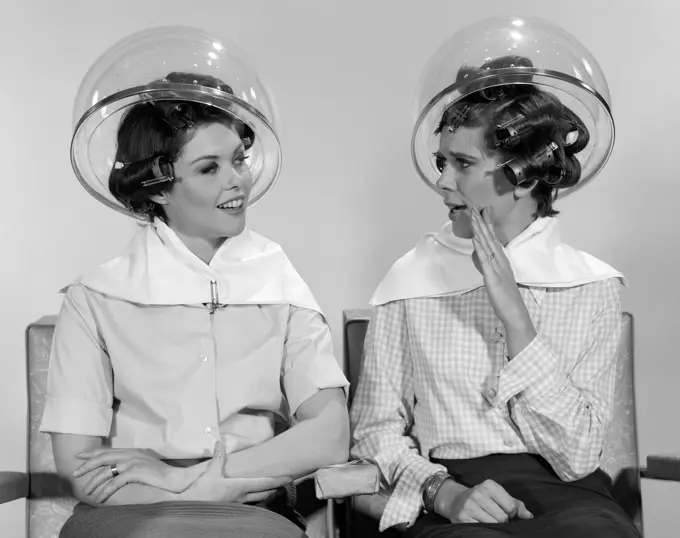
[445,201,468,212]
[216,197,245,210]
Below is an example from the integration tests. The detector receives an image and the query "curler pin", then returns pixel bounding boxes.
[446,103,472,133]
[494,114,529,148]
[141,156,175,188]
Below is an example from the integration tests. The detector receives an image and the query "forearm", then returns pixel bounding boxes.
[224,407,349,479]
[496,335,610,479]
[503,314,537,360]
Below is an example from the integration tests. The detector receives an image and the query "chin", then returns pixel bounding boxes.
[451,213,474,239]
[216,213,247,238]
[226,221,247,237]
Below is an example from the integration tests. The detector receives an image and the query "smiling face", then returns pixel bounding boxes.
[434,126,517,239]
[151,122,253,248]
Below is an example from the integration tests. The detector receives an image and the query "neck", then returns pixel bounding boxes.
[494,201,538,246]
[171,227,227,265]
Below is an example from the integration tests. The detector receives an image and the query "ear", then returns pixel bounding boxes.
[148,191,171,206]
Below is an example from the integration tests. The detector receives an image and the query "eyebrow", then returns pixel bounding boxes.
[437,150,481,161]
[190,155,219,165]
[190,146,246,165]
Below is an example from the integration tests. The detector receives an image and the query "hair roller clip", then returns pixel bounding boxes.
[479,85,505,102]
[446,103,472,133]
[544,165,571,186]
[494,114,529,148]
[141,156,175,188]
[165,103,196,132]
[151,102,196,132]
[535,142,558,166]
[498,142,559,187]
[500,159,528,186]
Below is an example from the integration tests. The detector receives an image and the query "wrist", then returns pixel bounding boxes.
[168,461,210,493]
[422,472,452,513]
[175,487,195,501]
[176,477,215,502]
[500,304,534,331]
[433,479,467,516]
[186,460,211,483]
[503,320,536,343]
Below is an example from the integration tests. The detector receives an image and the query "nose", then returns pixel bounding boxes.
[220,164,246,190]
[435,162,458,195]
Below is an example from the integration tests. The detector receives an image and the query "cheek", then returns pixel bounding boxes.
[241,169,254,194]
[244,178,253,196]
[173,181,219,208]
[458,174,492,204]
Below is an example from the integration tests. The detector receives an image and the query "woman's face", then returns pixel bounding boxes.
[434,126,517,239]
[155,122,253,243]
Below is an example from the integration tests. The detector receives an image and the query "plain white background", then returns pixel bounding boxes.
[1,1,678,536]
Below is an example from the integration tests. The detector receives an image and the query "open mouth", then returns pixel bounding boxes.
[446,203,468,214]
[217,197,245,211]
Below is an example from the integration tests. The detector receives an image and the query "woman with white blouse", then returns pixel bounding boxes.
[40,30,349,538]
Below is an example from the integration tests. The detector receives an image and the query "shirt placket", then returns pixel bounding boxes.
[485,323,508,411]
[198,286,221,449]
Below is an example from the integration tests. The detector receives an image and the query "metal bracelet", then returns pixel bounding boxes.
[422,471,452,513]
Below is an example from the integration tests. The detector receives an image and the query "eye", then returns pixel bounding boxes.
[234,152,250,167]
[433,153,447,173]
[454,158,472,170]
[199,162,219,175]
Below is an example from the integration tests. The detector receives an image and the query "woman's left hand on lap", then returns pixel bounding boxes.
[73,448,198,503]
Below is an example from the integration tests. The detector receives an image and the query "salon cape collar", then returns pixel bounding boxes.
[69,219,322,313]
[371,217,625,306]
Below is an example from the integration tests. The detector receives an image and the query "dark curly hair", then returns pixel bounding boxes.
[109,72,254,221]
[437,56,589,218]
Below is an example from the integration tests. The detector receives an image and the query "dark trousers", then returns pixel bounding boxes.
[405,454,640,538]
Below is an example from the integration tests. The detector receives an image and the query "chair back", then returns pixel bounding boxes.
[26,317,77,538]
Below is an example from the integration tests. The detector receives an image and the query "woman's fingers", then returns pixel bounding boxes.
[92,473,132,503]
[83,466,117,496]
[242,488,278,503]
[205,441,226,476]
[73,452,124,477]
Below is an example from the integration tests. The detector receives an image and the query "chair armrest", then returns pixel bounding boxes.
[0,471,28,504]
[644,455,680,481]
[293,472,315,486]
[314,460,380,500]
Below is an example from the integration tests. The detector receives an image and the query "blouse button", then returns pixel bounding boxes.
[200,354,208,362]
[204,427,212,435]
